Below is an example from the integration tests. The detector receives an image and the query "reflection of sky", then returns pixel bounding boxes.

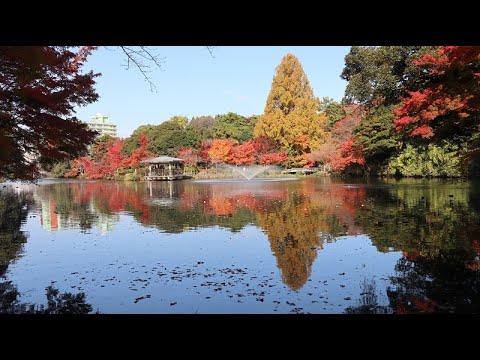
[8,209,401,313]
[2,178,479,313]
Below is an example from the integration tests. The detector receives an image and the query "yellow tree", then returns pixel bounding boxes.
[254,53,327,156]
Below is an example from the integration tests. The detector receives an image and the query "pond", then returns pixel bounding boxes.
[1,177,479,313]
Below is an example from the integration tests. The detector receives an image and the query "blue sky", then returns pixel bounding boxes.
[74,46,351,137]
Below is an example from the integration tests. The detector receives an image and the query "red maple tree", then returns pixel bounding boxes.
[394,46,480,138]
[177,147,200,166]
[230,140,256,165]
[122,134,153,168]
[208,139,236,165]
[0,46,99,180]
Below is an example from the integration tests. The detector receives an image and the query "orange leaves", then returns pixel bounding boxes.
[208,139,236,164]
[309,105,365,172]
[254,53,326,155]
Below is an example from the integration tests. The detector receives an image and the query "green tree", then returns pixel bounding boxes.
[388,141,462,177]
[149,120,194,156]
[214,112,256,142]
[254,54,327,155]
[122,117,199,158]
[320,97,346,129]
[188,116,217,142]
[354,105,400,171]
[121,125,156,157]
[341,46,431,106]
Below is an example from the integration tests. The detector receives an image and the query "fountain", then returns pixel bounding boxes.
[222,164,277,180]
[193,164,299,183]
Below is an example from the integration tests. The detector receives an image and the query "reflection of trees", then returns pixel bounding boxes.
[0,190,32,274]
[348,179,480,313]
[0,283,94,314]
[355,180,480,256]
[256,191,346,290]
[35,183,97,232]
[345,278,392,314]
[0,189,94,314]
[386,251,480,313]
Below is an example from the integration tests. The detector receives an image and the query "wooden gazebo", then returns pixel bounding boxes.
[141,156,191,181]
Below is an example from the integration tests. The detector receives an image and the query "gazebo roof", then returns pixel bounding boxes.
[141,156,184,164]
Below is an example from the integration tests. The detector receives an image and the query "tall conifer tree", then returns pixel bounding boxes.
[254,54,326,155]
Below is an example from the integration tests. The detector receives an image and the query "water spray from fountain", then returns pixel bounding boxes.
[221,164,280,180]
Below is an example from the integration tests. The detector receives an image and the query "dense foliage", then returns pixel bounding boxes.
[254,54,327,156]
[43,47,480,180]
[338,46,480,177]
[0,46,99,181]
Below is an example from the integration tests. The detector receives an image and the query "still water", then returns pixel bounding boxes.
[1,177,479,313]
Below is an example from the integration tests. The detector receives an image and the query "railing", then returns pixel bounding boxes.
[149,169,185,177]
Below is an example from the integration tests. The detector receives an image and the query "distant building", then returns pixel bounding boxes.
[85,113,118,137]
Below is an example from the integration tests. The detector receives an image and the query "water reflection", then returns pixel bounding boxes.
[0,189,94,313]
[1,178,479,313]
[0,189,35,272]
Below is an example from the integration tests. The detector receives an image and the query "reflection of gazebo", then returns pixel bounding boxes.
[141,156,192,181]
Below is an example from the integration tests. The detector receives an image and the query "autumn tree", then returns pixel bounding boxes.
[254,54,327,155]
[394,46,480,140]
[122,134,153,168]
[308,105,365,172]
[259,152,289,165]
[177,147,200,166]
[199,140,213,166]
[341,46,432,106]
[0,46,99,181]
[230,140,256,165]
[208,139,236,165]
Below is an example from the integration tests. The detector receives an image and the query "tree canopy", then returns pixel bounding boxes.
[0,46,99,180]
[254,53,327,155]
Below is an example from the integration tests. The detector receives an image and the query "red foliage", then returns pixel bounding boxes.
[199,140,213,165]
[251,137,277,155]
[329,137,365,171]
[101,139,125,177]
[122,134,153,168]
[259,151,289,165]
[208,139,236,164]
[177,147,200,166]
[394,46,480,138]
[308,105,365,171]
[67,137,127,179]
[230,140,256,165]
[0,46,99,180]
[472,240,480,254]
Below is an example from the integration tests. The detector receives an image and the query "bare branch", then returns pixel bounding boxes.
[206,46,216,58]
[118,46,165,92]
[115,46,215,91]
